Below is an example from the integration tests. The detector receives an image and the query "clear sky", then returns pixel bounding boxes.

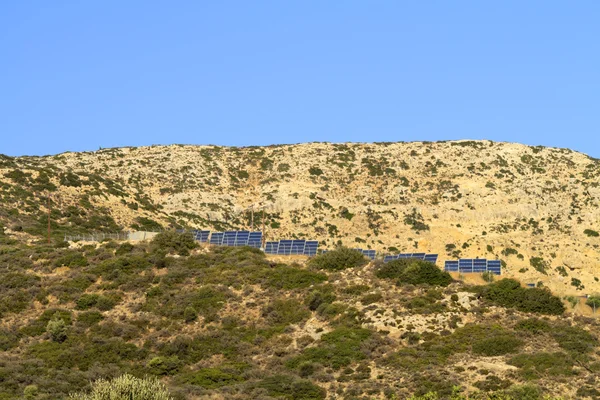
[1,2,599,157]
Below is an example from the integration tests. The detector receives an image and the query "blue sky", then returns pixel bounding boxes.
[1,1,599,157]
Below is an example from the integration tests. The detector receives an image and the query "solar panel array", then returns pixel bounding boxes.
[192,230,210,243]
[264,240,319,256]
[208,231,262,248]
[383,253,438,264]
[444,259,501,275]
[353,248,376,260]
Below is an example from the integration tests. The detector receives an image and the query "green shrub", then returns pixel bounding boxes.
[584,229,599,237]
[264,266,327,290]
[509,352,574,379]
[263,299,310,326]
[258,375,326,400]
[184,306,197,323]
[77,311,104,327]
[46,315,68,343]
[147,356,183,376]
[0,328,19,351]
[180,366,244,388]
[287,327,372,370]
[54,251,88,268]
[586,294,600,311]
[514,318,551,334]
[308,247,368,271]
[21,309,72,336]
[478,279,565,315]
[551,324,598,354]
[374,259,452,286]
[471,335,523,356]
[115,242,135,255]
[76,293,119,311]
[151,231,197,256]
[69,374,173,400]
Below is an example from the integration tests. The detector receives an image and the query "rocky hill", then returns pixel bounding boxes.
[1,140,599,297]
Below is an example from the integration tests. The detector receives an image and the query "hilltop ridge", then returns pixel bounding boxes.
[1,140,599,296]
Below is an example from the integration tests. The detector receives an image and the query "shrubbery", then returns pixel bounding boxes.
[69,374,173,400]
[478,279,565,315]
[308,247,368,271]
[151,231,197,256]
[375,259,452,286]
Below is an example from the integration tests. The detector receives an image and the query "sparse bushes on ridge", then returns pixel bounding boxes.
[308,247,368,271]
[375,259,453,286]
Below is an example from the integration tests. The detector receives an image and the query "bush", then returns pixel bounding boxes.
[287,327,372,370]
[69,374,173,400]
[184,306,197,323]
[76,293,119,311]
[258,375,326,400]
[264,266,327,290]
[479,279,565,315]
[586,295,600,311]
[584,229,599,237]
[374,259,452,287]
[46,315,68,343]
[151,231,197,256]
[180,367,244,388]
[471,335,523,356]
[509,352,574,379]
[263,299,310,326]
[147,356,183,376]
[308,247,368,271]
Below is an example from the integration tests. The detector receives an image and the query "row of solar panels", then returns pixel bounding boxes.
[444,259,502,275]
[383,253,439,264]
[322,249,377,259]
[265,240,319,256]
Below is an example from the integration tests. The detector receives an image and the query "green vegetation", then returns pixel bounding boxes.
[584,229,599,237]
[374,259,452,286]
[69,374,173,400]
[308,247,368,271]
[478,279,565,315]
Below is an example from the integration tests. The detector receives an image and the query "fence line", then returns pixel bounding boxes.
[64,230,162,242]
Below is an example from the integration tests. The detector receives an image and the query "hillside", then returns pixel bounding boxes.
[0,234,599,399]
[1,140,599,297]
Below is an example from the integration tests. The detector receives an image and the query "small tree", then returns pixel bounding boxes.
[586,295,600,313]
[69,374,173,400]
[46,315,67,343]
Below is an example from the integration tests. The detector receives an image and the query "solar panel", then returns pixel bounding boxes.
[398,253,411,259]
[247,231,262,248]
[445,260,459,272]
[196,230,210,242]
[222,231,236,246]
[278,240,293,255]
[304,241,319,256]
[383,255,397,263]
[362,250,376,260]
[473,258,488,273]
[487,260,502,275]
[234,231,250,246]
[410,253,426,259]
[291,240,306,255]
[209,232,224,245]
[424,254,438,264]
[459,259,474,273]
[265,241,279,254]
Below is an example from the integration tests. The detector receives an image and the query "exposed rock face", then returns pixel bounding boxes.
[1,140,599,295]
